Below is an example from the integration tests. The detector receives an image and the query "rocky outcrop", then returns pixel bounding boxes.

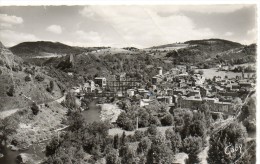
[0,41,22,68]
[16,153,42,164]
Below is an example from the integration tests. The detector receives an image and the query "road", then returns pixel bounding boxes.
[0,93,66,119]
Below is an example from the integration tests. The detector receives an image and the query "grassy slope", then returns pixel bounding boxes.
[8,101,67,146]
[158,39,256,66]
[0,43,63,111]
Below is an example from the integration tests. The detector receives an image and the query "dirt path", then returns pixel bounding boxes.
[0,94,66,119]
[0,108,20,119]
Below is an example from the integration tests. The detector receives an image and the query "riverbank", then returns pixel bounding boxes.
[99,103,122,123]
[6,101,67,149]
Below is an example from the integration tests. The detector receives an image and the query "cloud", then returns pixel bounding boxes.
[0,14,23,24]
[88,6,214,48]
[75,30,103,46]
[224,32,234,36]
[247,28,257,35]
[153,5,248,16]
[0,14,23,29]
[79,6,96,19]
[0,30,38,47]
[46,24,62,34]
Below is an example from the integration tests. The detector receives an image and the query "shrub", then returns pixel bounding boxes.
[0,59,4,66]
[161,114,173,126]
[133,130,145,142]
[31,102,40,115]
[6,85,15,96]
[35,74,45,82]
[47,80,54,92]
[149,115,161,126]
[24,68,35,75]
[146,124,158,136]
[25,75,31,82]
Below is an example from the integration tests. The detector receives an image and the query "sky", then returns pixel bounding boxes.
[0,5,257,48]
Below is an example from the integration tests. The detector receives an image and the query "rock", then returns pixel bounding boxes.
[0,153,4,158]
[16,153,42,164]
[9,145,19,151]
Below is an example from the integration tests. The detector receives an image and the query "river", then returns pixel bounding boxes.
[0,102,101,164]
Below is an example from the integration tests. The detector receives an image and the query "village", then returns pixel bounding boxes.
[69,64,256,123]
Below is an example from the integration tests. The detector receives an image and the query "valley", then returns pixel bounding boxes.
[0,38,256,164]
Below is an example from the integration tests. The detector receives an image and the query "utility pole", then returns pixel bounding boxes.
[136,117,139,130]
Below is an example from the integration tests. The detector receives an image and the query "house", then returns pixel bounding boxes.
[94,77,107,88]
[83,80,95,92]
[137,89,150,98]
[239,81,252,88]
[140,99,153,107]
[192,74,205,86]
[165,88,173,95]
[176,65,186,73]
[158,67,163,75]
[178,95,202,109]
[186,89,200,97]
[173,89,186,95]
[127,89,135,97]
[170,68,180,75]
[198,86,209,97]
[152,75,163,84]
[157,96,173,104]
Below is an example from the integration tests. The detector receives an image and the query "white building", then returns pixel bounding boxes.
[94,77,107,88]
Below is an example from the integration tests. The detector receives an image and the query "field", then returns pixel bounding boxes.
[196,68,254,79]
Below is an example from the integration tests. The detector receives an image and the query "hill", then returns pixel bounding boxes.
[42,51,172,88]
[159,39,255,67]
[9,41,112,66]
[0,42,64,111]
[148,43,188,50]
[10,41,86,58]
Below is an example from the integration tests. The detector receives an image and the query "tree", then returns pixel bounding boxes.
[182,136,203,164]
[47,80,54,93]
[198,102,212,126]
[121,145,137,164]
[147,135,174,164]
[146,124,158,137]
[106,148,119,164]
[0,117,18,144]
[62,92,77,111]
[148,115,161,126]
[161,114,173,126]
[31,102,40,115]
[137,137,151,155]
[138,109,150,128]
[116,112,134,131]
[113,134,120,149]
[24,75,31,82]
[165,128,182,153]
[6,85,15,97]
[207,122,248,164]
[35,74,45,82]
[133,130,145,142]
[67,111,85,131]
[46,138,61,156]
[121,131,126,146]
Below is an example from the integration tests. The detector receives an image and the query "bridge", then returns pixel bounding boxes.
[83,79,141,98]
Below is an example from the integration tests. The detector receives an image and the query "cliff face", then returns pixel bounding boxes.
[0,41,23,69]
